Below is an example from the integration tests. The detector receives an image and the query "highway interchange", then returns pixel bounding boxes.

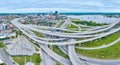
[10,17,120,65]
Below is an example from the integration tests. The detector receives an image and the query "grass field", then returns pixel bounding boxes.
[71,19,107,26]
[77,32,120,47]
[76,31,120,59]
[76,41,120,59]
[12,54,41,65]
[0,42,5,48]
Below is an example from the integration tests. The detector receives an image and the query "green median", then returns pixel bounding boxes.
[32,30,44,38]
[52,45,69,59]
[56,20,65,28]
[66,24,79,31]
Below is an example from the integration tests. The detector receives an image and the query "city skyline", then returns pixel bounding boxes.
[0,0,120,13]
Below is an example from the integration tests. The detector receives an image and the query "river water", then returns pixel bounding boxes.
[68,15,120,24]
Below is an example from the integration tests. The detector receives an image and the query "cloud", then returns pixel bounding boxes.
[0,0,120,13]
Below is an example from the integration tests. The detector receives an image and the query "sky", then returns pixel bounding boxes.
[0,0,120,13]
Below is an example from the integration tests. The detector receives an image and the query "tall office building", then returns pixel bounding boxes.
[55,11,59,20]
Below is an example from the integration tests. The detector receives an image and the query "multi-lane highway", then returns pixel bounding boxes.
[0,48,17,65]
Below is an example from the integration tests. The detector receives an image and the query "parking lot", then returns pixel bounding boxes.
[5,36,36,56]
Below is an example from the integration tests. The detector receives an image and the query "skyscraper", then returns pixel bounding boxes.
[55,11,59,20]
